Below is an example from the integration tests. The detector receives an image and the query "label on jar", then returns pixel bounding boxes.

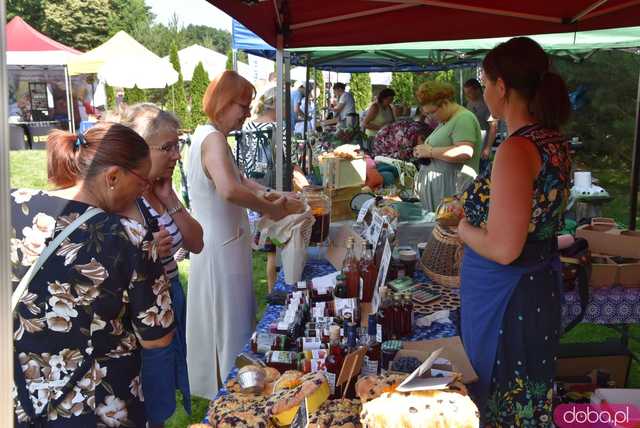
[277,321,291,331]
[325,371,336,395]
[256,332,273,354]
[310,358,327,372]
[312,306,325,318]
[269,351,293,364]
[297,281,307,290]
[302,337,322,350]
[310,349,327,360]
[315,316,334,324]
[376,323,383,343]
[362,356,379,376]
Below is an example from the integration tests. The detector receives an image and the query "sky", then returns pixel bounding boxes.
[145,0,232,31]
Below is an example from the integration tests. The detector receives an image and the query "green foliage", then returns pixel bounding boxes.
[7,0,46,29]
[226,49,234,70]
[42,0,111,50]
[168,41,190,128]
[412,68,477,105]
[349,73,372,112]
[390,72,415,106]
[181,24,231,55]
[190,62,210,129]
[108,0,153,36]
[314,69,325,110]
[553,51,640,168]
[123,85,146,105]
[105,84,115,110]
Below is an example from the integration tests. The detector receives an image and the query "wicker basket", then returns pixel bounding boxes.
[419,224,463,288]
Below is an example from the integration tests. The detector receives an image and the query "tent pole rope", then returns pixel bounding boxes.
[629,67,640,230]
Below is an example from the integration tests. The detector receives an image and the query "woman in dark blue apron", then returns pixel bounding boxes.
[458,37,572,426]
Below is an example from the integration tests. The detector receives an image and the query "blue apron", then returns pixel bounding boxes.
[460,242,561,412]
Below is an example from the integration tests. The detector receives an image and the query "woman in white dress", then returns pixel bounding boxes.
[186,70,289,399]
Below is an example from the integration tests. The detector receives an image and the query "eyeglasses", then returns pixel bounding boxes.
[149,141,180,154]
[122,167,152,189]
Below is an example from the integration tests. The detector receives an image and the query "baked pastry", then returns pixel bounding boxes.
[308,399,362,428]
[264,366,281,383]
[188,425,213,428]
[355,374,407,402]
[214,410,272,428]
[265,371,328,417]
[207,393,267,426]
[360,389,479,428]
[273,370,304,391]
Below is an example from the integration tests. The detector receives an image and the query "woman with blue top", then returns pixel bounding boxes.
[111,103,204,427]
[458,37,571,426]
[413,81,483,213]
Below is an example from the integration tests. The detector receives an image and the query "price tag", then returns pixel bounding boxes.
[357,197,376,223]
[368,212,385,247]
[371,239,391,314]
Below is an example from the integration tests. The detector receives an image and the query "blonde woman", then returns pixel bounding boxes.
[413,81,483,213]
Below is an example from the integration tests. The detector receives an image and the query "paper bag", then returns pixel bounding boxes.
[258,206,315,284]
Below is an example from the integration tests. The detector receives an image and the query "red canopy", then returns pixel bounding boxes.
[6,16,80,54]
[209,0,640,48]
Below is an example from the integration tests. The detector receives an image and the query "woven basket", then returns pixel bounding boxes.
[419,224,463,288]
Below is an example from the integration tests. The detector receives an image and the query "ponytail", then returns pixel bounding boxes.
[531,72,571,130]
[47,130,80,188]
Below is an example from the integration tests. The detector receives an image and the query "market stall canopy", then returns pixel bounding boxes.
[163,44,252,82]
[231,19,478,72]
[6,16,81,65]
[67,31,178,88]
[212,1,640,48]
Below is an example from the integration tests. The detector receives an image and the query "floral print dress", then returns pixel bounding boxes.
[460,125,571,427]
[10,189,174,427]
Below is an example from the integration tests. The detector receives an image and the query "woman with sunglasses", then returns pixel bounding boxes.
[109,103,204,427]
[413,80,483,213]
[11,122,174,427]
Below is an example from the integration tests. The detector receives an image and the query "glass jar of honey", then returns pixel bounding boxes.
[302,185,332,245]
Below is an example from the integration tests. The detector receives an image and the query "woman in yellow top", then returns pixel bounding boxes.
[363,88,396,137]
[413,81,482,213]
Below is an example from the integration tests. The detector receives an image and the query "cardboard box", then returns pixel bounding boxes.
[576,219,640,259]
[591,254,640,287]
[319,155,366,189]
[556,341,631,388]
[401,336,478,384]
[327,186,361,221]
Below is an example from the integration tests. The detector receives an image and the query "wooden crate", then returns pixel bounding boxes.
[327,185,361,221]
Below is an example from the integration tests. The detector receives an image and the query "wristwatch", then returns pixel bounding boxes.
[166,204,184,216]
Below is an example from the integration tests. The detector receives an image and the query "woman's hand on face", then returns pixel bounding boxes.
[413,143,433,159]
[152,177,177,206]
[152,227,173,259]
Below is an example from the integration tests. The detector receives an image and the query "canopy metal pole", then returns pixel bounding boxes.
[284,53,292,192]
[63,65,73,132]
[629,68,640,230]
[459,68,464,103]
[302,58,311,175]
[275,38,284,191]
[0,1,15,424]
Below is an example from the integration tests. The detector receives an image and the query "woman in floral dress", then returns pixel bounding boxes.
[458,37,571,426]
[11,122,175,427]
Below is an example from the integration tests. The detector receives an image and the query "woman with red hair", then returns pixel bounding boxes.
[185,71,289,399]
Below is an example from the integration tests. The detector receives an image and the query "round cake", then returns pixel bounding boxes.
[360,389,479,428]
[308,399,362,428]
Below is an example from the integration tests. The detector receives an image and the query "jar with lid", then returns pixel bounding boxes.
[302,185,332,245]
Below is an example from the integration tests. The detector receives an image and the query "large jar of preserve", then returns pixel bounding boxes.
[302,185,332,245]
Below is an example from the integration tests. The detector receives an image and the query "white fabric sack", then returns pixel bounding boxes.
[258,205,315,284]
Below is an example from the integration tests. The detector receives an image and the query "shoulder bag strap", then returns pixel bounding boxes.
[11,207,104,311]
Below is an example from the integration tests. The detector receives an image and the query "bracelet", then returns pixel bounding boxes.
[166,204,184,216]
[428,146,433,157]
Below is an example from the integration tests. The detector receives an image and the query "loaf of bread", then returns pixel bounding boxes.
[360,389,479,428]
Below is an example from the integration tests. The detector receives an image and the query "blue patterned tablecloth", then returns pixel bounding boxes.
[562,286,640,326]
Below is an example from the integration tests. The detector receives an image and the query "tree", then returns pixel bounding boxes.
[390,72,415,107]
[108,0,154,37]
[168,41,190,128]
[124,85,147,105]
[190,62,210,129]
[105,84,115,110]
[7,0,46,29]
[226,50,234,70]
[349,73,372,113]
[314,69,325,110]
[43,0,111,50]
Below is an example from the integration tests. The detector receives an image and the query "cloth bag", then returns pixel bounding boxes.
[258,205,315,284]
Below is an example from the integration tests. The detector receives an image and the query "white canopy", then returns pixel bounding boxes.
[68,31,178,89]
[165,44,253,82]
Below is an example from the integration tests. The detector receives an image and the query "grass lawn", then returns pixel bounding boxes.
[7,149,640,427]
